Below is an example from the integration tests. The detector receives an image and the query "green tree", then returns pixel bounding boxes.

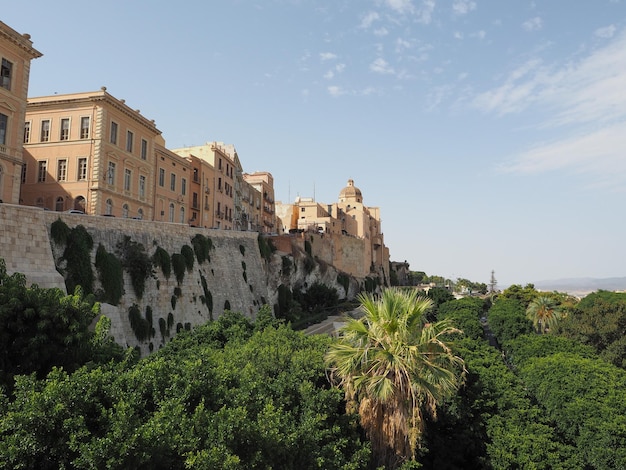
[526,295,564,334]
[325,288,466,468]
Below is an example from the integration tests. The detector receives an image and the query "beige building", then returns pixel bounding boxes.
[21,88,161,218]
[277,179,390,278]
[172,142,237,230]
[243,171,276,233]
[154,137,192,224]
[0,22,41,204]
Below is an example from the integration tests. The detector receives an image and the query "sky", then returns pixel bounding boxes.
[4,0,626,287]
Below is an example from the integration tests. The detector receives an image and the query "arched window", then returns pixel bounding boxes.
[55,196,64,212]
[74,195,86,212]
[122,204,129,218]
[169,203,174,222]
[137,208,144,220]
[180,206,185,224]
[105,199,113,215]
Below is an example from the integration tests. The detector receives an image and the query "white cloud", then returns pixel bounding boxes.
[374,27,389,36]
[323,70,334,79]
[327,86,344,97]
[478,30,626,189]
[319,52,338,61]
[396,38,412,53]
[470,30,486,39]
[385,0,415,14]
[595,24,616,38]
[360,11,380,29]
[454,31,463,39]
[370,57,395,74]
[452,0,476,16]
[522,16,543,32]
[335,63,346,73]
[416,0,436,24]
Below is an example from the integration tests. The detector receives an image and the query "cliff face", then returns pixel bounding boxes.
[0,204,380,354]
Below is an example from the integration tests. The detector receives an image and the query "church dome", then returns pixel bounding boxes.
[339,179,363,203]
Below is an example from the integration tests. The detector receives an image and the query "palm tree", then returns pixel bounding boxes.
[526,295,563,333]
[325,288,466,469]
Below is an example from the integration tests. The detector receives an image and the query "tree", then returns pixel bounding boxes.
[325,288,466,468]
[526,295,564,334]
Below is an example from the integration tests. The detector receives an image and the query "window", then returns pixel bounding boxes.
[180,207,185,224]
[170,173,176,191]
[60,118,70,140]
[24,121,31,143]
[193,168,199,183]
[21,164,26,184]
[181,178,187,196]
[41,120,50,142]
[57,159,67,181]
[122,204,129,218]
[141,139,147,160]
[38,161,47,182]
[124,168,131,191]
[169,203,175,222]
[110,121,118,144]
[158,168,165,187]
[80,117,90,139]
[0,59,12,90]
[0,113,7,145]
[55,197,64,212]
[218,177,222,191]
[218,158,222,170]
[107,161,116,185]
[126,130,133,152]
[137,208,144,220]
[105,199,113,215]
[78,158,87,181]
[192,192,198,209]
[139,175,146,199]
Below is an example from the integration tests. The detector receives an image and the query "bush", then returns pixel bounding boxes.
[95,244,123,305]
[192,234,213,264]
[116,236,153,299]
[181,244,195,272]
[152,246,171,279]
[171,253,186,284]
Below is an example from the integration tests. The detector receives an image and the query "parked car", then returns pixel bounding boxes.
[65,209,85,215]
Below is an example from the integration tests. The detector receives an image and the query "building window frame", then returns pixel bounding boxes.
[0,58,12,90]
[158,168,165,187]
[107,161,116,185]
[37,160,47,183]
[77,157,88,181]
[139,174,146,199]
[110,121,118,145]
[80,117,90,139]
[126,130,134,153]
[124,168,132,191]
[23,121,31,143]
[40,119,50,142]
[170,173,176,192]
[181,177,187,196]
[57,159,67,182]
[60,118,70,141]
[141,138,148,160]
[0,113,7,145]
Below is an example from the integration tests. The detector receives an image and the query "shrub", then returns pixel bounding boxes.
[116,236,153,299]
[239,244,245,256]
[282,256,292,276]
[61,225,94,295]
[50,218,70,245]
[94,244,123,305]
[128,304,151,342]
[152,247,171,279]
[258,234,275,261]
[181,244,195,272]
[192,234,213,264]
[337,273,350,296]
[171,253,186,284]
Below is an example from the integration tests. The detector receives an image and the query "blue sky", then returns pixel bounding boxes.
[4,0,626,287]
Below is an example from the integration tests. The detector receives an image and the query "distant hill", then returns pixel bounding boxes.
[534,277,626,297]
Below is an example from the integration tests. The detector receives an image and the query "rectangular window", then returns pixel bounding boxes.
[0,59,12,90]
[107,161,116,185]
[21,164,27,184]
[78,158,87,181]
[0,113,7,145]
[218,177,222,191]
[80,117,90,139]
[41,120,50,142]
[181,178,187,196]
[24,121,31,143]
[57,159,67,181]
[124,168,131,191]
[141,139,147,160]
[110,121,118,144]
[60,118,70,141]
[170,173,176,191]
[126,130,133,152]
[139,175,146,199]
[38,161,47,182]
[159,168,165,187]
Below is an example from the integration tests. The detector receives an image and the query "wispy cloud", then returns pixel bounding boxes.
[360,11,380,29]
[319,52,338,61]
[452,0,476,16]
[595,24,616,38]
[370,57,395,74]
[384,0,416,14]
[480,29,626,190]
[522,16,543,32]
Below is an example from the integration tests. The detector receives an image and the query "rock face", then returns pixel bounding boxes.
[0,204,382,355]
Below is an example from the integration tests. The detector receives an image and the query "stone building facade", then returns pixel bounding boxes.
[0,21,41,204]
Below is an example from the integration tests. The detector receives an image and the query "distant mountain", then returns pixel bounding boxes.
[534,277,626,296]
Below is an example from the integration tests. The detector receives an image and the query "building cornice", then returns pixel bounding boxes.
[0,22,42,59]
